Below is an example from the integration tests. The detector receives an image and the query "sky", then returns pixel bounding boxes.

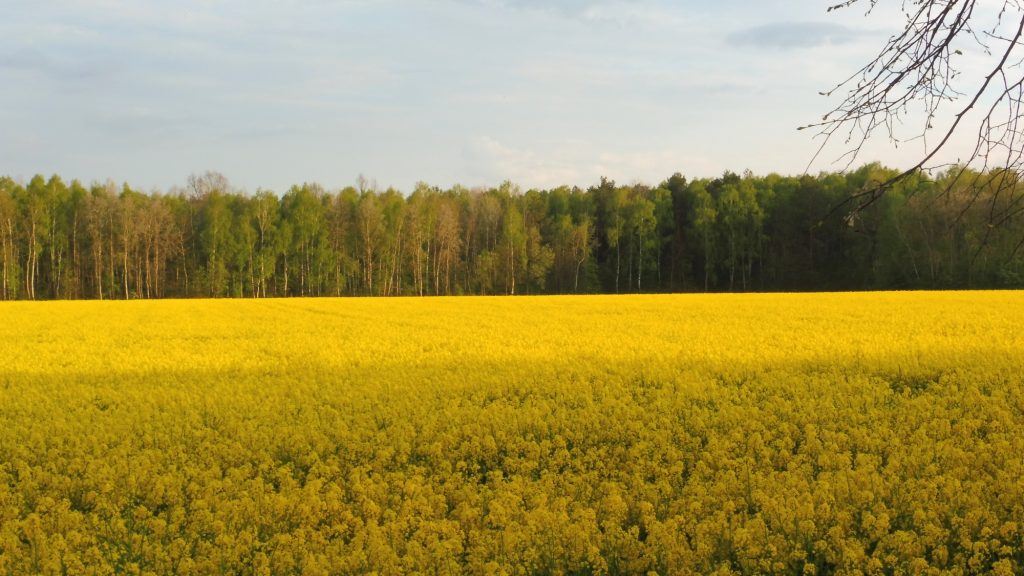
[0,0,954,193]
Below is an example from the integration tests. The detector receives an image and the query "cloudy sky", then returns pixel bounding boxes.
[2,0,933,192]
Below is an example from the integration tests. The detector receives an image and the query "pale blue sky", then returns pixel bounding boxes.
[2,0,923,192]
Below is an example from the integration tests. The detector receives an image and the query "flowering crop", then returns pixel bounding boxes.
[0,292,1022,574]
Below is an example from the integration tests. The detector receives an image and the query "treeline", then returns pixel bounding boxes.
[1,163,1023,300]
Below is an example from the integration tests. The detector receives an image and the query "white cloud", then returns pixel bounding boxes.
[0,0,926,192]
[448,0,688,28]
[592,150,718,184]
[728,22,865,50]
[468,136,586,188]
[468,136,722,189]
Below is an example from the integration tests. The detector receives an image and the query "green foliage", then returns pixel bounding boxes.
[1,165,1024,300]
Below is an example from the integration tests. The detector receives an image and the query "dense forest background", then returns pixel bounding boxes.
[1,163,1022,300]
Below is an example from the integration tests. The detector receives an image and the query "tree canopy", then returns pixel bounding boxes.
[2,164,1024,300]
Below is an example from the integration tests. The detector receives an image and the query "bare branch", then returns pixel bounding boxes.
[813,0,1024,229]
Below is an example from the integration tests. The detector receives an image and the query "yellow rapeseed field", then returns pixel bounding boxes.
[1,292,1022,574]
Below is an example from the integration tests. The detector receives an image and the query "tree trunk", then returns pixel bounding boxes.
[615,241,620,294]
[637,229,643,293]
